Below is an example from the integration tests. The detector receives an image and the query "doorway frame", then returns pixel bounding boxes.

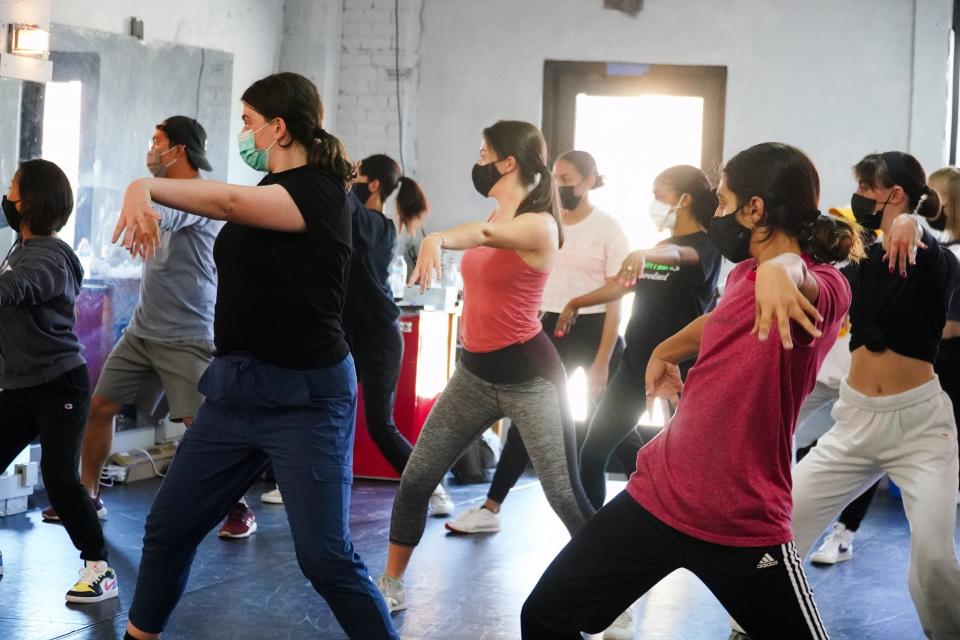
[542,61,727,181]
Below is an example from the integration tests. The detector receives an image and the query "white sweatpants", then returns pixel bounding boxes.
[792,376,960,639]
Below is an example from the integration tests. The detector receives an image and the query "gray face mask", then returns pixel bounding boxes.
[146,146,178,177]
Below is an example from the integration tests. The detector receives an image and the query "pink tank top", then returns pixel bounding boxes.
[459,246,549,353]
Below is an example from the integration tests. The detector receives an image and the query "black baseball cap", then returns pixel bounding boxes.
[157,116,212,172]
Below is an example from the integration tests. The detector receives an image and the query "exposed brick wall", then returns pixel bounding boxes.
[337,0,422,174]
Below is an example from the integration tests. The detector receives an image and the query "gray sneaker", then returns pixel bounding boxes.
[376,575,407,613]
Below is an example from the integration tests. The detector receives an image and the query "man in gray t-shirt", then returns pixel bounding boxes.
[42,117,257,539]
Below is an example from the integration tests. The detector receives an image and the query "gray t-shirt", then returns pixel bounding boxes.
[125,205,223,343]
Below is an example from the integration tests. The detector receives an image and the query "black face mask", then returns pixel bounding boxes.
[472,162,503,197]
[558,186,582,211]
[351,182,372,205]
[930,208,948,232]
[2,196,22,233]
[850,192,890,231]
[707,208,753,263]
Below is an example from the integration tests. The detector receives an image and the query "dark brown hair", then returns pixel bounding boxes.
[241,72,354,185]
[556,150,605,189]
[854,151,941,219]
[724,142,863,263]
[930,167,960,240]
[483,120,562,246]
[16,159,74,236]
[359,154,428,232]
[655,165,718,229]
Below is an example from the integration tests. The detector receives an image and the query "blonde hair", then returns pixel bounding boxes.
[929,167,960,241]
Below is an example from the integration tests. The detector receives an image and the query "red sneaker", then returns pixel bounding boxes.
[43,494,108,522]
[218,501,257,539]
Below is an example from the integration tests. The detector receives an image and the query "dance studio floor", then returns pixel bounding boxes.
[0,475,951,639]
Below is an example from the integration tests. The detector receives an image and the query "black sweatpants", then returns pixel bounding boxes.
[0,365,107,561]
[350,327,411,475]
[487,312,628,504]
[522,492,828,640]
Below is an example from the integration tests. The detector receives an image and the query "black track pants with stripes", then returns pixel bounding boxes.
[521,492,828,639]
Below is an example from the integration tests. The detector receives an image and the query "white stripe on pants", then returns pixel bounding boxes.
[792,376,960,639]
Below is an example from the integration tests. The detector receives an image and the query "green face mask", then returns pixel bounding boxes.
[237,120,278,172]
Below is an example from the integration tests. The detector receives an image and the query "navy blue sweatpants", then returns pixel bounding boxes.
[128,353,398,639]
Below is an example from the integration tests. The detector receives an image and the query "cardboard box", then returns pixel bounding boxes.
[104,442,178,484]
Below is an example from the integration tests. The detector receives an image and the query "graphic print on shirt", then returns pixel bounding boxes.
[637,261,680,282]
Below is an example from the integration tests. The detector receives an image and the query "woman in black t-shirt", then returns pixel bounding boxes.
[555,165,722,511]
[790,152,960,637]
[344,154,453,512]
[114,73,398,640]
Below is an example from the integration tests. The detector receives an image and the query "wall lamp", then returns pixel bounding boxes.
[10,24,50,57]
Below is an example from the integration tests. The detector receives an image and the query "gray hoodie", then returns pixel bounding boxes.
[0,236,85,389]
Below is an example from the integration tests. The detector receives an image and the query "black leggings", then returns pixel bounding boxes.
[486,312,625,504]
[0,365,107,561]
[350,327,412,475]
[521,492,827,639]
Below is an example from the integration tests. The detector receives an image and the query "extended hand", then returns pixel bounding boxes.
[616,251,646,287]
[112,181,161,260]
[645,355,682,404]
[586,360,610,398]
[752,261,822,350]
[408,234,443,293]
[555,302,579,337]
[882,213,925,277]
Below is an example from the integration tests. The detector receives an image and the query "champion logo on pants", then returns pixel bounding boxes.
[757,553,779,569]
[64,403,73,410]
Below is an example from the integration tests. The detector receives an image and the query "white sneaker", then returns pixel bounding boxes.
[444,506,501,534]
[65,560,119,604]
[261,487,283,504]
[603,605,636,640]
[428,484,454,517]
[376,574,407,613]
[810,522,854,565]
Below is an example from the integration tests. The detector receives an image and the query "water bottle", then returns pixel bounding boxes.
[389,254,407,299]
[76,237,93,279]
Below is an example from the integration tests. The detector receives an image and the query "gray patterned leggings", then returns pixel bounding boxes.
[389,363,594,546]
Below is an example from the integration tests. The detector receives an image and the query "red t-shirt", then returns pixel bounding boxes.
[626,256,851,546]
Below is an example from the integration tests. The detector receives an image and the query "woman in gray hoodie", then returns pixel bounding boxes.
[0,159,117,604]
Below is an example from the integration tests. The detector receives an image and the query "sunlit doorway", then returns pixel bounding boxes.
[543,62,725,428]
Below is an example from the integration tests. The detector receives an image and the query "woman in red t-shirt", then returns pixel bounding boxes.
[522,142,860,640]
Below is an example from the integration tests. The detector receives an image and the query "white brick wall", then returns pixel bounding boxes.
[337,0,422,174]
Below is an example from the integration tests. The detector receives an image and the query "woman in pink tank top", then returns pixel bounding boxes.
[375,121,595,615]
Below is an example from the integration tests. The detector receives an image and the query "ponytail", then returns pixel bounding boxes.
[689,188,719,228]
[801,213,865,264]
[241,72,355,187]
[308,128,354,186]
[914,186,941,219]
[517,164,563,247]
[484,120,563,247]
[395,175,429,232]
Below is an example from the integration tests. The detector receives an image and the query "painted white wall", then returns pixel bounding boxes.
[416,0,953,229]
[280,0,342,132]
[50,0,285,184]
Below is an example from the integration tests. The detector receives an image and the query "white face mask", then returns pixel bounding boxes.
[648,194,685,231]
